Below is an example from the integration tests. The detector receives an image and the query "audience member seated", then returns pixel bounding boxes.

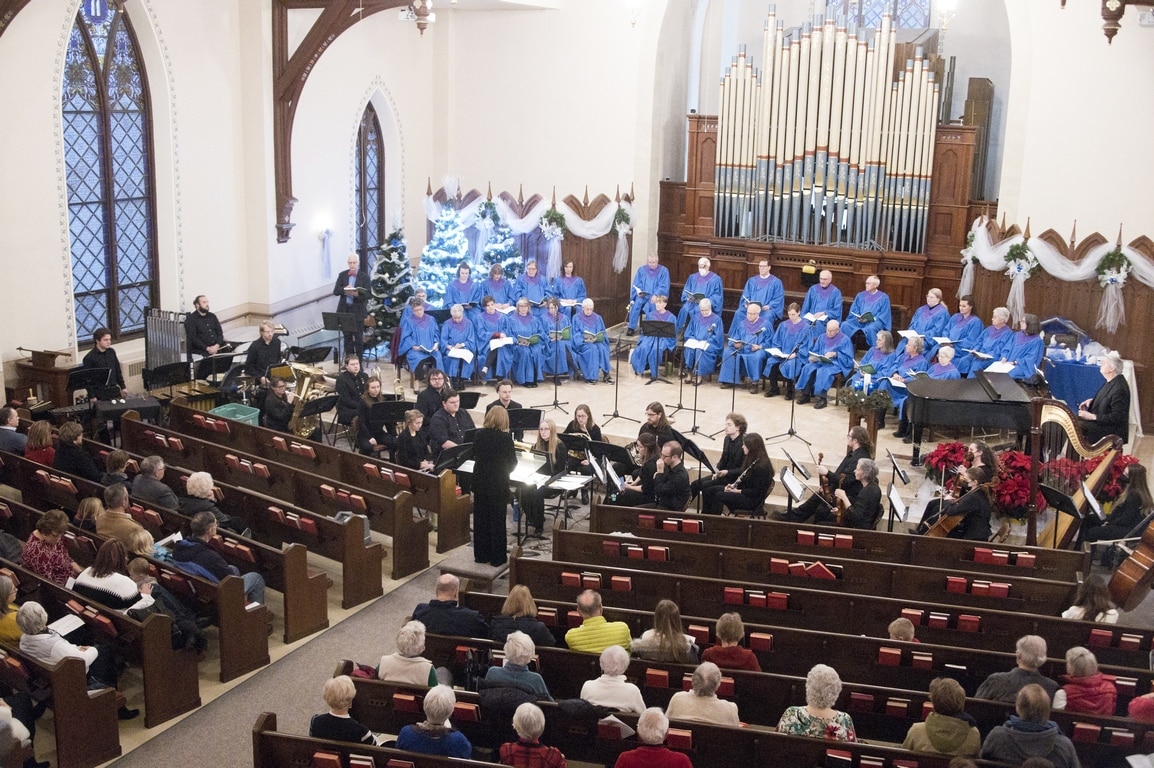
[565,589,631,654]
[613,708,692,768]
[901,677,980,757]
[70,497,100,534]
[20,510,81,586]
[17,601,138,720]
[310,674,380,746]
[0,408,26,455]
[395,684,473,759]
[172,511,266,606]
[378,620,437,687]
[0,576,19,646]
[52,421,102,483]
[631,599,697,664]
[482,631,553,702]
[1060,575,1119,624]
[126,556,206,653]
[133,455,179,510]
[974,635,1059,702]
[99,449,133,491]
[94,483,143,549]
[179,471,245,535]
[1051,646,1116,715]
[887,617,918,643]
[775,664,856,741]
[579,646,646,714]
[701,612,760,672]
[980,684,1078,768]
[73,540,155,612]
[395,410,434,472]
[489,585,556,647]
[0,693,45,768]
[500,702,566,768]
[22,420,54,466]
[412,574,488,637]
[1129,692,1154,722]
[664,661,739,726]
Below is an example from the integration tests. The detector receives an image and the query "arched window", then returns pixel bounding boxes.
[835,0,930,29]
[62,1,157,342]
[354,102,385,272]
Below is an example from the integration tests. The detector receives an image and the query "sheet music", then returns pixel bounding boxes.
[684,338,710,351]
[933,336,953,345]
[888,485,907,522]
[767,347,789,359]
[448,347,475,364]
[489,337,514,351]
[889,377,907,389]
[898,330,924,340]
[962,348,993,359]
[497,306,517,315]
[803,312,823,323]
[984,361,1014,374]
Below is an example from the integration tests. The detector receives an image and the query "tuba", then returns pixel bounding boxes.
[287,362,330,438]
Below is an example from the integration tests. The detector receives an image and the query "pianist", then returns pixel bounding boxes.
[81,327,127,399]
[186,294,226,358]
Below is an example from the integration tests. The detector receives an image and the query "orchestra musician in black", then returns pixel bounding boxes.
[782,426,872,525]
[833,458,883,530]
[917,466,993,540]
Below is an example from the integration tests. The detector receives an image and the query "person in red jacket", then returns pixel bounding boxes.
[1052,646,1116,715]
[701,612,760,672]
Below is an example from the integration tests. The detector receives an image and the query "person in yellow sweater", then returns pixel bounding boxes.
[0,574,21,645]
[564,590,631,654]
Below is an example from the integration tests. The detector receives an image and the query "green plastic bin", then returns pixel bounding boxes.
[209,403,260,426]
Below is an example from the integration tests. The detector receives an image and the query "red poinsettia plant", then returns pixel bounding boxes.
[1086,453,1140,502]
[994,449,1046,521]
[923,441,967,484]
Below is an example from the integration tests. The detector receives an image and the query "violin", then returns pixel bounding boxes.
[817,453,849,525]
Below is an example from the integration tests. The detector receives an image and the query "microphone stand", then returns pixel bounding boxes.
[686,335,712,439]
[766,334,813,446]
[602,332,639,427]
[708,341,743,439]
[665,341,702,419]
[533,314,569,415]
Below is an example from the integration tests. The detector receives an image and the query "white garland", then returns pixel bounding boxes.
[422,189,635,242]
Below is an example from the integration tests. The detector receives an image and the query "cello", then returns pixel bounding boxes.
[1107,520,1154,612]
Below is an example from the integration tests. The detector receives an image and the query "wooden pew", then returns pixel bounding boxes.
[168,398,471,554]
[1,558,201,728]
[0,497,272,684]
[511,556,1154,671]
[0,649,120,768]
[590,497,1089,583]
[118,413,428,580]
[554,527,1078,615]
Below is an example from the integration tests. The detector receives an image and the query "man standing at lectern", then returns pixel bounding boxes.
[333,253,370,360]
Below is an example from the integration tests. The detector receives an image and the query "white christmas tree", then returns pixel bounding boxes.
[481,211,523,282]
[416,204,470,307]
[367,227,414,346]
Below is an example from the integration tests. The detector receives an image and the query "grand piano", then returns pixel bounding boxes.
[906,372,1031,465]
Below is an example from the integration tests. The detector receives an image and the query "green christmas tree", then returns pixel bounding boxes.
[368,227,414,347]
[480,205,523,282]
[416,204,470,307]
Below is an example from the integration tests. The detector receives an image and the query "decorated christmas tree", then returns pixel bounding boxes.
[416,203,470,307]
[368,227,414,347]
[480,208,523,282]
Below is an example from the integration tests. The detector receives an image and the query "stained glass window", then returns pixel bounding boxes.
[837,0,930,29]
[62,3,156,342]
[354,103,385,272]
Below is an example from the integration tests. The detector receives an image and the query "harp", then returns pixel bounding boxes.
[1029,398,1122,548]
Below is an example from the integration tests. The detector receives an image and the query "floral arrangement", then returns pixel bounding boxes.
[836,387,892,414]
[540,207,566,241]
[923,441,967,484]
[1096,248,1132,288]
[614,205,631,234]
[961,231,977,265]
[994,449,1045,520]
[477,200,498,225]
[1004,242,1040,277]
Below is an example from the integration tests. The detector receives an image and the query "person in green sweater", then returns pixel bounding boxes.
[902,677,980,757]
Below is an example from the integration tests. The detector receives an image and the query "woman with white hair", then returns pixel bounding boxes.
[309,675,378,745]
[499,702,567,768]
[965,306,1015,377]
[378,620,437,686]
[395,684,472,758]
[776,664,856,741]
[1078,351,1131,445]
[664,661,739,726]
[613,708,693,768]
[179,471,244,534]
[1052,646,1117,715]
[580,646,646,714]
[483,630,553,701]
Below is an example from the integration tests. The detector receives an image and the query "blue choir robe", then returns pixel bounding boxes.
[553,276,587,320]
[795,330,854,395]
[966,324,1016,377]
[676,271,724,330]
[631,309,677,378]
[738,274,785,323]
[764,318,809,381]
[400,299,431,325]
[942,312,984,374]
[540,309,572,376]
[628,264,671,330]
[440,317,478,380]
[570,311,611,380]
[499,312,545,384]
[473,308,506,381]
[846,347,899,390]
[840,290,893,343]
[446,278,483,320]
[514,272,550,316]
[895,303,950,356]
[718,315,770,385]
[1003,332,1045,380]
[683,311,726,376]
[399,313,443,372]
[801,283,843,323]
[481,277,514,307]
[878,351,929,412]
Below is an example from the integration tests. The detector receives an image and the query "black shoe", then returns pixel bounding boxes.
[626,328,636,337]
[892,429,907,438]
[749,381,761,394]
[813,397,827,409]
[903,435,913,444]
[603,375,613,385]
[581,488,590,505]
[796,393,811,405]
[766,383,780,397]
[720,383,734,390]
[118,706,139,721]
[526,382,538,388]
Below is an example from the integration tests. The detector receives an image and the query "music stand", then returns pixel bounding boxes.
[195,352,236,384]
[294,347,334,366]
[456,391,482,411]
[602,328,640,427]
[708,341,745,439]
[781,449,811,480]
[1039,483,1083,550]
[435,442,475,475]
[886,483,908,533]
[671,428,714,474]
[586,441,638,475]
[323,311,360,363]
[639,320,675,385]
[66,367,112,404]
[507,408,544,442]
[299,393,339,420]
[780,465,832,511]
[143,361,192,400]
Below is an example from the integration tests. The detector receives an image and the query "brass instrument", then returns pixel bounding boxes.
[287,362,331,438]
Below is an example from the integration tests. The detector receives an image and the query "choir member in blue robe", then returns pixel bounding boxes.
[676,257,724,331]
[553,260,586,320]
[801,269,843,326]
[895,288,950,356]
[682,298,726,384]
[399,298,443,373]
[540,297,572,381]
[399,287,431,324]
[718,303,770,390]
[839,275,892,346]
[630,294,677,380]
[445,263,483,321]
[627,252,671,334]
[794,319,855,409]
[941,295,984,373]
[880,336,930,428]
[514,259,550,317]
[965,306,1015,377]
[762,303,808,398]
[894,346,961,439]
[473,296,507,382]
[846,330,899,390]
[569,299,612,384]
[1001,313,1045,380]
[738,258,785,323]
[440,304,478,385]
[481,264,514,310]
[499,299,545,386]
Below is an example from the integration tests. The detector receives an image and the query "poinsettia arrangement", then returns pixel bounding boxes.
[994,449,1045,520]
[1087,453,1139,502]
[923,441,966,485]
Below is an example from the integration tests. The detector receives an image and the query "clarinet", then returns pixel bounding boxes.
[729,460,758,490]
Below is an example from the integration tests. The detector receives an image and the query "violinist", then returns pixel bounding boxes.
[918,466,993,540]
[833,458,882,530]
[782,426,871,525]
